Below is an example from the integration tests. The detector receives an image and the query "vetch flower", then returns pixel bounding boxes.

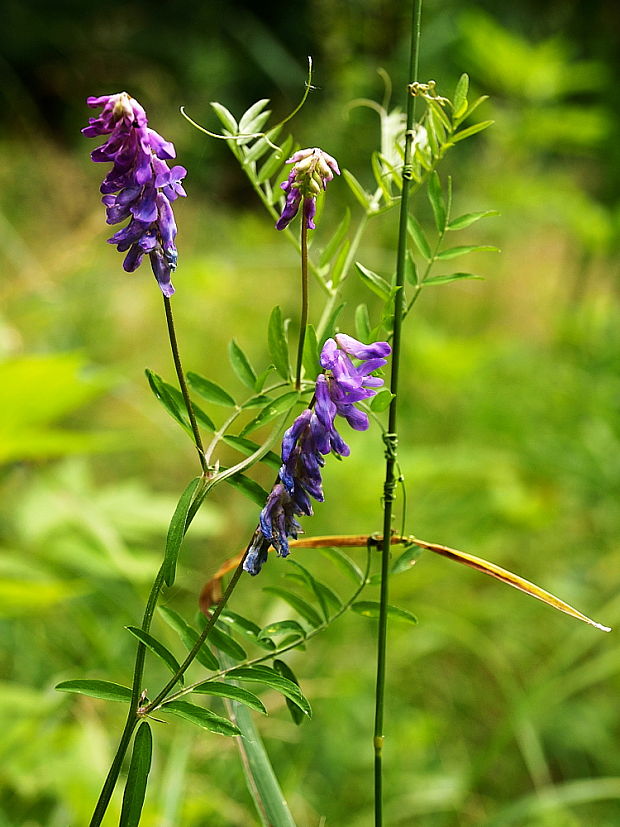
[83,92,187,296]
[243,334,391,575]
[275,147,340,231]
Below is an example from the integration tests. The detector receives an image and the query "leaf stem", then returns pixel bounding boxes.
[374,2,422,825]
[163,295,207,474]
[295,221,309,390]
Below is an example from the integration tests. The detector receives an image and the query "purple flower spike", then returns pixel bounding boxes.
[275,147,340,231]
[83,91,186,296]
[244,334,391,576]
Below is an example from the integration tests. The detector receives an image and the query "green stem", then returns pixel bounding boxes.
[89,566,166,826]
[374,2,422,826]
[295,221,309,390]
[163,295,207,474]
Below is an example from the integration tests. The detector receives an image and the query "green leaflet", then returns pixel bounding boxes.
[226,665,312,717]
[267,306,290,381]
[351,601,418,625]
[163,700,240,737]
[186,372,236,407]
[125,627,184,684]
[191,681,267,715]
[119,722,152,827]
[163,477,202,587]
[55,679,131,703]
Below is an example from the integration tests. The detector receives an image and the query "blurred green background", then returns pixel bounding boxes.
[1,0,619,824]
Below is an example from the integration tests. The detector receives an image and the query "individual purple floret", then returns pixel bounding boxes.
[83,92,187,296]
[275,147,340,231]
[243,334,391,575]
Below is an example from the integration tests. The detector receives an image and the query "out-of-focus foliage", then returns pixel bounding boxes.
[1,0,619,824]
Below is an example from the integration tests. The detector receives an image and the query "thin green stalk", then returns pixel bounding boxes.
[295,221,309,389]
[374,2,422,826]
[89,566,167,826]
[163,295,207,474]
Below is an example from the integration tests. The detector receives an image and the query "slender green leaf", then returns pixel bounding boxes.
[423,272,484,286]
[256,137,293,184]
[225,472,270,507]
[240,393,272,409]
[187,372,236,407]
[404,250,419,286]
[227,665,312,717]
[240,391,299,437]
[407,216,432,261]
[158,606,219,670]
[319,208,351,267]
[391,545,422,575]
[254,365,275,393]
[227,693,297,827]
[239,99,270,134]
[351,601,418,625]
[447,210,499,231]
[210,102,237,134]
[302,323,320,380]
[164,700,240,736]
[451,120,494,143]
[320,547,364,584]
[342,168,372,211]
[55,679,131,703]
[119,722,152,827]
[218,608,276,651]
[191,681,267,714]
[197,617,247,661]
[436,244,499,260]
[457,95,489,126]
[145,369,188,430]
[355,303,372,343]
[355,262,391,300]
[263,586,323,627]
[370,388,394,412]
[273,660,305,726]
[329,239,350,288]
[222,435,281,471]
[259,620,307,640]
[371,151,394,204]
[163,477,201,587]
[244,127,280,165]
[125,627,184,684]
[428,171,446,232]
[285,559,329,621]
[267,307,290,381]
[228,340,257,388]
[453,73,469,120]
[320,302,347,344]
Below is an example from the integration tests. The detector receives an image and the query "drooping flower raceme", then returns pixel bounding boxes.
[244,334,391,575]
[83,92,187,297]
[275,148,340,231]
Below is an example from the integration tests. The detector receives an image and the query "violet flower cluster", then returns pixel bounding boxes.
[244,334,391,575]
[83,92,187,297]
[276,148,340,231]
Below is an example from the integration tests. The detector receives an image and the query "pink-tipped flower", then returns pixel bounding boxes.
[275,147,340,231]
[83,92,186,297]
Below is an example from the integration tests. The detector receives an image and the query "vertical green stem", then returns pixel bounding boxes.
[163,295,208,474]
[89,566,166,826]
[295,221,309,390]
[373,2,422,825]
